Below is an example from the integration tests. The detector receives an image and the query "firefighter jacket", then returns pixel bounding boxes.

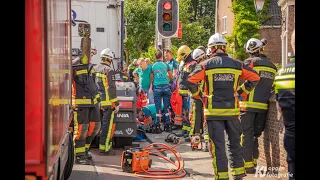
[274,56,295,111]
[94,63,119,107]
[239,54,277,112]
[72,64,100,108]
[187,53,260,121]
[121,71,129,82]
[178,54,197,96]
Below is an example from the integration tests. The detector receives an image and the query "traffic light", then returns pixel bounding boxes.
[157,0,179,38]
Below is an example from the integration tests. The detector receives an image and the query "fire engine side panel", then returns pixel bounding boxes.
[46,0,72,174]
[71,0,120,70]
[25,0,46,176]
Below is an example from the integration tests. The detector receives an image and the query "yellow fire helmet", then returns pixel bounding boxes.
[176,45,191,62]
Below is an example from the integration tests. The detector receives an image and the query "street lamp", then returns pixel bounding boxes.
[254,0,265,22]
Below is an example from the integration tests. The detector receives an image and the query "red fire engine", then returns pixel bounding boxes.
[25,0,74,179]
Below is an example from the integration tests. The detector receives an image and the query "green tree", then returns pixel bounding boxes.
[189,0,216,34]
[170,0,211,51]
[227,0,260,60]
[125,0,214,61]
[124,0,157,64]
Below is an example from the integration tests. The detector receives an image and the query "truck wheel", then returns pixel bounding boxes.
[63,133,74,180]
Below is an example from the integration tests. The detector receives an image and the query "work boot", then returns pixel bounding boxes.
[155,124,162,134]
[151,125,158,134]
[165,124,172,132]
[234,173,246,180]
[99,148,116,156]
[75,155,91,165]
[245,167,256,174]
[85,151,93,160]
[202,141,209,152]
[184,136,191,142]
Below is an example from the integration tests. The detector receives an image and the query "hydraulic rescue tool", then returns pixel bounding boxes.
[120,140,186,179]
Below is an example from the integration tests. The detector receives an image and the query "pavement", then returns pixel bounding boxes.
[69,139,193,180]
[145,129,290,180]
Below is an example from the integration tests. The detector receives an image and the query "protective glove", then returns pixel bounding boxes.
[238,95,243,101]
[114,105,120,113]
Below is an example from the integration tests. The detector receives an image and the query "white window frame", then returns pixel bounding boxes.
[222,16,227,34]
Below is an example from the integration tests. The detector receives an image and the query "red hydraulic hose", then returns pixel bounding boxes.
[134,139,187,179]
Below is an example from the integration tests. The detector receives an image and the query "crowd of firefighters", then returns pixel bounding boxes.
[71,29,295,180]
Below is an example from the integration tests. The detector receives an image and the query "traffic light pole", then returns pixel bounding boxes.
[162,38,165,60]
[161,38,171,59]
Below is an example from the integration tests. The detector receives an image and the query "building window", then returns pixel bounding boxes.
[222,16,227,34]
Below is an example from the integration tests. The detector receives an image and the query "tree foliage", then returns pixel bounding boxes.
[124,0,157,64]
[227,0,260,61]
[124,0,214,64]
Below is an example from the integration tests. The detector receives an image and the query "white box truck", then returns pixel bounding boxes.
[71,0,125,71]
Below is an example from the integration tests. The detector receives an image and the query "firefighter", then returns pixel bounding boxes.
[187,33,260,180]
[176,45,197,138]
[121,62,129,82]
[240,38,277,173]
[274,29,295,180]
[196,45,207,54]
[72,51,101,165]
[128,59,138,82]
[150,49,173,133]
[189,48,209,151]
[94,48,120,155]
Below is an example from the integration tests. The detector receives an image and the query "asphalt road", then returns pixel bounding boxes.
[68,139,192,180]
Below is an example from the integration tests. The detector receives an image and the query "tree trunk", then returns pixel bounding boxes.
[124,45,129,65]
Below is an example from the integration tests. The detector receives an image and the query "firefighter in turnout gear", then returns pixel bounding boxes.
[189,48,209,151]
[240,38,277,173]
[274,29,295,180]
[94,48,120,156]
[176,45,197,138]
[72,50,101,165]
[187,33,260,180]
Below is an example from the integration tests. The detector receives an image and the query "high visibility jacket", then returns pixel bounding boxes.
[239,54,277,112]
[274,57,295,111]
[178,55,197,96]
[72,64,100,107]
[187,53,260,121]
[121,71,129,82]
[94,63,119,107]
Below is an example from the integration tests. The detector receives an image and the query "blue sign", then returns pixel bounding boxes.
[71,10,77,20]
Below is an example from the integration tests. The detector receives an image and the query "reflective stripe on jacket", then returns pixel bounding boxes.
[178,55,197,96]
[94,63,119,107]
[274,57,295,111]
[72,64,100,107]
[187,53,260,120]
[239,54,277,112]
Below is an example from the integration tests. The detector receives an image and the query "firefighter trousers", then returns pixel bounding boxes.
[73,105,101,157]
[153,84,171,125]
[182,95,190,133]
[99,106,116,152]
[282,109,295,180]
[189,98,204,135]
[240,111,267,169]
[207,120,246,180]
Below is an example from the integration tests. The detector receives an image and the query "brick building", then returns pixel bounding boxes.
[215,0,289,172]
[278,0,295,67]
[215,0,282,64]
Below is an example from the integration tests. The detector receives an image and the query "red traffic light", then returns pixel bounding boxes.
[163,13,171,21]
[163,2,172,10]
